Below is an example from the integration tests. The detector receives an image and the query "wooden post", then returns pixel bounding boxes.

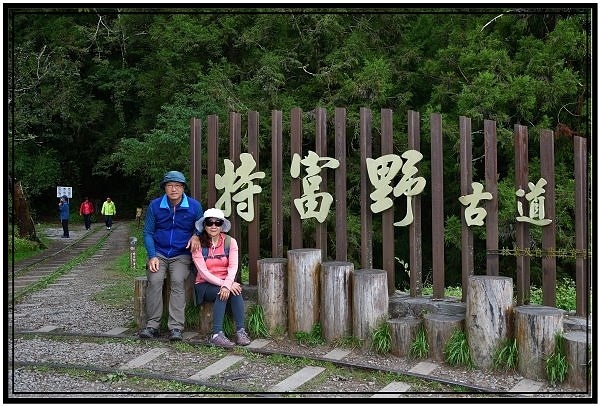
[134,276,147,328]
[564,331,591,390]
[257,258,288,334]
[466,275,513,369]
[514,305,564,380]
[197,302,214,337]
[388,317,421,357]
[320,261,353,342]
[423,313,465,362]
[287,248,321,334]
[352,269,388,345]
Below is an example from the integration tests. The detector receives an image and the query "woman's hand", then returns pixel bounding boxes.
[229,281,242,296]
[218,286,231,301]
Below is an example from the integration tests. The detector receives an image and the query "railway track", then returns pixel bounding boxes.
[9,223,124,307]
[7,222,590,398]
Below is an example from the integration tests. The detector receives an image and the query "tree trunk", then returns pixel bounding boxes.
[466,275,513,369]
[564,330,591,390]
[12,180,43,245]
[257,258,288,334]
[352,268,388,346]
[320,261,353,342]
[515,305,564,380]
[388,317,422,357]
[423,313,465,362]
[287,249,321,334]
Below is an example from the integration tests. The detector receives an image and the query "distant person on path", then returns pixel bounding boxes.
[58,195,70,238]
[79,197,95,230]
[191,208,251,348]
[139,171,204,342]
[101,197,116,230]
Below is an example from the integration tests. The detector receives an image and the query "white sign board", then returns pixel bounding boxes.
[57,186,73,198]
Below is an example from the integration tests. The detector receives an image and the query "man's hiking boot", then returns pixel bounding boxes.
[139,327,159,339]
[169,329,183,341]
[235,328,251,346]
[209,331,235,348]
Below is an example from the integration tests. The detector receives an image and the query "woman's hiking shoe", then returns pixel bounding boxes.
[169,329,183,341]
[235,328,251,346]
[139,327,159,339]
[209,331,235,348]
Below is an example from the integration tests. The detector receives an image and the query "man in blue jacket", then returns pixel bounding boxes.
[58,195,70,238]
[139,171,204,341]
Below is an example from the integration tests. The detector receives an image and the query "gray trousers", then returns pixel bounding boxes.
[145,254,191,331]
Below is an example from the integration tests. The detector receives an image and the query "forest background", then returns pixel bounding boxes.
[7,6,593,289]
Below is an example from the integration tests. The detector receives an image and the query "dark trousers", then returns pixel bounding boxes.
[105,215,113,228]
[61,219,69,237]
[83,214,92,229]
[194,282,245,334]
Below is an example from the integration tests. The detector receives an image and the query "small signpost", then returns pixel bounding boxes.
[56,186,73,199]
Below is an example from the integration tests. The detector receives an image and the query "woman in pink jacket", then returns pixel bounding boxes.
[191,208,251,348]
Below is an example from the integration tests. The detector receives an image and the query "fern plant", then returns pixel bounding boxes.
[295,323,325,346]
[409,326,429,359]
[444,329,474,369]
[492,338,519,371]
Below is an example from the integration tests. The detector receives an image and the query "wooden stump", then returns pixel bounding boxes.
[515,305,564,380]
[134,272,196,329]
[564,331,591,390]
[287,249,321,334]
[257,258,288,334]
[423,313,465,362]
[466,275,513,369]
[197,302,214,337]
[320,261,353,342]
[352,269,388,345]
[134,276,148,328]
[388,317,421,357]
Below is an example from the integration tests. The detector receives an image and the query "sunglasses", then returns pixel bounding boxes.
[204,219,224,227]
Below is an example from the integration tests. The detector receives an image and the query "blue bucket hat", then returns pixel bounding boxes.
[160,171,186,188]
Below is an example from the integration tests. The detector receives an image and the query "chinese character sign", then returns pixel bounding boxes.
[458,182,492,226]
[215,152,265,221]
[290,150,340,223]
[366,150,426,226]
[516,177,552,226]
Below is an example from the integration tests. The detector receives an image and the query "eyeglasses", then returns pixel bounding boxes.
[165,183,183,189]
[204,219,224,227]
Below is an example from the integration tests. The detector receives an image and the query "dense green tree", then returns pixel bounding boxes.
[7,8,592,287]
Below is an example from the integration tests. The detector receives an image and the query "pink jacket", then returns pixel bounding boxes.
[191,233,239,290]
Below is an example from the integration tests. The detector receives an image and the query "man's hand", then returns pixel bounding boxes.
[147,257,160,273]
[187,235,201,252]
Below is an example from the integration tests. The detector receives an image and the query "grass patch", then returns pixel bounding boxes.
[371,320,391,354]
[444,328,474,369]
[409,326,429,359]
[492,338,518,371]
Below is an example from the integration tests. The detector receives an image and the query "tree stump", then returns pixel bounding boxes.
[423,313,465,362]
[514,305,564,380]
[134,272,196,330]
[352,269,388,345]
[197,302,214,337]
[287,249,321,334]
[388,317,421,357]
[134,276,148,328]
[466,275,513,369]
[257,258,288,334]
[564,330,591,390]
[320,261,353,342]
